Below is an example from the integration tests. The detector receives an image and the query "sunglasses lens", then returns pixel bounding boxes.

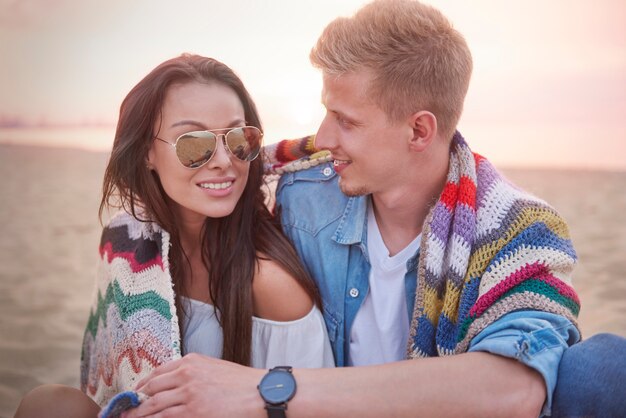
[175,132,217,168]
[226,127,262,161]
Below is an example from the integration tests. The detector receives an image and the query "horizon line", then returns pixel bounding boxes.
[1,139,624,174]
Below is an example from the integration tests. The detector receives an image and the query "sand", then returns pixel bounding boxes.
[0,144,624,417]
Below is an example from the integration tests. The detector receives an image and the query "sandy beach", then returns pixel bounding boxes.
[0,144,624,417]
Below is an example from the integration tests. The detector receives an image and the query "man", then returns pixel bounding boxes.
[126,1,583,417]
[273,1,579,416]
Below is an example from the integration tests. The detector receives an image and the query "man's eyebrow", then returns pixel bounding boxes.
[329,108,362,124]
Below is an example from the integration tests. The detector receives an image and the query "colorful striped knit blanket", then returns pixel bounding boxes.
[81,213,181,407]
[408,132,580,356]
[265,131,580,357]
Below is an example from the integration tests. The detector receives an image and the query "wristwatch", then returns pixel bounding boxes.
[257,366,297,418]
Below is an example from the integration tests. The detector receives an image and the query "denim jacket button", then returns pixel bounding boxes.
[323,167,333,176]
[349,288,359,298]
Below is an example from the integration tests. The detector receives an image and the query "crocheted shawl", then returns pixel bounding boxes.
[81,212,181,407]
[264,132,581,357]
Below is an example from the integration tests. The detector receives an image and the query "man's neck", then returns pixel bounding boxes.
[371,148,449,257]
[370,193,428,257]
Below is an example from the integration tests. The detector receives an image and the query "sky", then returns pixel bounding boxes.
[0,0,625,169]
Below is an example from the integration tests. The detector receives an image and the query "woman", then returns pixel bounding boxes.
[14,54,333,418]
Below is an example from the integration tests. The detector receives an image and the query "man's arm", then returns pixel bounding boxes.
[468,310,580,417]
[289,352,544,418]
[127,351,543,418]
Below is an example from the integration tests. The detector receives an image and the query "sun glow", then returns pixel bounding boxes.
[0,0,624,169]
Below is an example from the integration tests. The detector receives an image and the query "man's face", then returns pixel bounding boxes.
[315,71,414,197]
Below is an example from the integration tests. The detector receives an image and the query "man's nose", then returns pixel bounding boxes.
[314,114,336,151]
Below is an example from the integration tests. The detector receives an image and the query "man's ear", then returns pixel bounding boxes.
[407,111,437,152]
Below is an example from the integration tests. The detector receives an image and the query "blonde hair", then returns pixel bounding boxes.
[310,0,472,140]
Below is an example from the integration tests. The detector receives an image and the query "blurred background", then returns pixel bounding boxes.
[1,0,625,168]
[0,0,624,416]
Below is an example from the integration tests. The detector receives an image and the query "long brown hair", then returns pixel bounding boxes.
[100,54,321,365]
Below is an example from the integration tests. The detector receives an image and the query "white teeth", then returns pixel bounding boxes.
[333,159,351,166]
[199,181,232,190]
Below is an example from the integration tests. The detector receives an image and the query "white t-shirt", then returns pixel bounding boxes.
[348,200,421,366]
[181,296,335,369]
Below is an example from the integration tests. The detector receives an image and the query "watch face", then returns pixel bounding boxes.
[258,369,297,404]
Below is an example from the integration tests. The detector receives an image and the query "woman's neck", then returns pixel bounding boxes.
[177,219,211,303]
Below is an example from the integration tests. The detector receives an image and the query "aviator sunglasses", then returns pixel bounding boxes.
[154,126,263,169]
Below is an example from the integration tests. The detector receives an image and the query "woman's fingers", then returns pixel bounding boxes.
[123,387,184,418]
[135,357,185,392]
[123,354,247,417]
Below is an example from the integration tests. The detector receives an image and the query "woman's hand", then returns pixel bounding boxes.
[121,353,266,418]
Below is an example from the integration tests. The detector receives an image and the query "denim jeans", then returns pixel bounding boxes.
[552,333,626,417]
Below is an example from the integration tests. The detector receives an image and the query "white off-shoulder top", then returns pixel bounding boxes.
[181,296,335,369]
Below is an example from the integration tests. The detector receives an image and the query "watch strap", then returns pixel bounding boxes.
[265,404,287,418]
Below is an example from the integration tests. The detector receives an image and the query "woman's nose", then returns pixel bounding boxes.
[206,136,232,169]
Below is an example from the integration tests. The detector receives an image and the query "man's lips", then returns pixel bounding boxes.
[333,159,351,174]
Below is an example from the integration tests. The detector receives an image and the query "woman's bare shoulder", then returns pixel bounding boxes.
[252,257,314,322]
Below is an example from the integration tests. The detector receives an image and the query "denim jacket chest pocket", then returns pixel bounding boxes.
[276,163,347,236]
[321,300,341,344]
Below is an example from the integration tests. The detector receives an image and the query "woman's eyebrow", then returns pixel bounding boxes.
[170,120,206,129]
[170,119,246,130]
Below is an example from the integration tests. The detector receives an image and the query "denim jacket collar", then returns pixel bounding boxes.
[332,195,368,246]
[332,194,421,271]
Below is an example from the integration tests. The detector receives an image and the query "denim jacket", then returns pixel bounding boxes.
[276,162,580,414]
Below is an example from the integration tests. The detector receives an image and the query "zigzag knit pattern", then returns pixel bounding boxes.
[80,212,181,407]
[408,132,579,357]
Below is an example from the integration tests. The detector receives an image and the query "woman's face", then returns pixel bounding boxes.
[148,81,251,227]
